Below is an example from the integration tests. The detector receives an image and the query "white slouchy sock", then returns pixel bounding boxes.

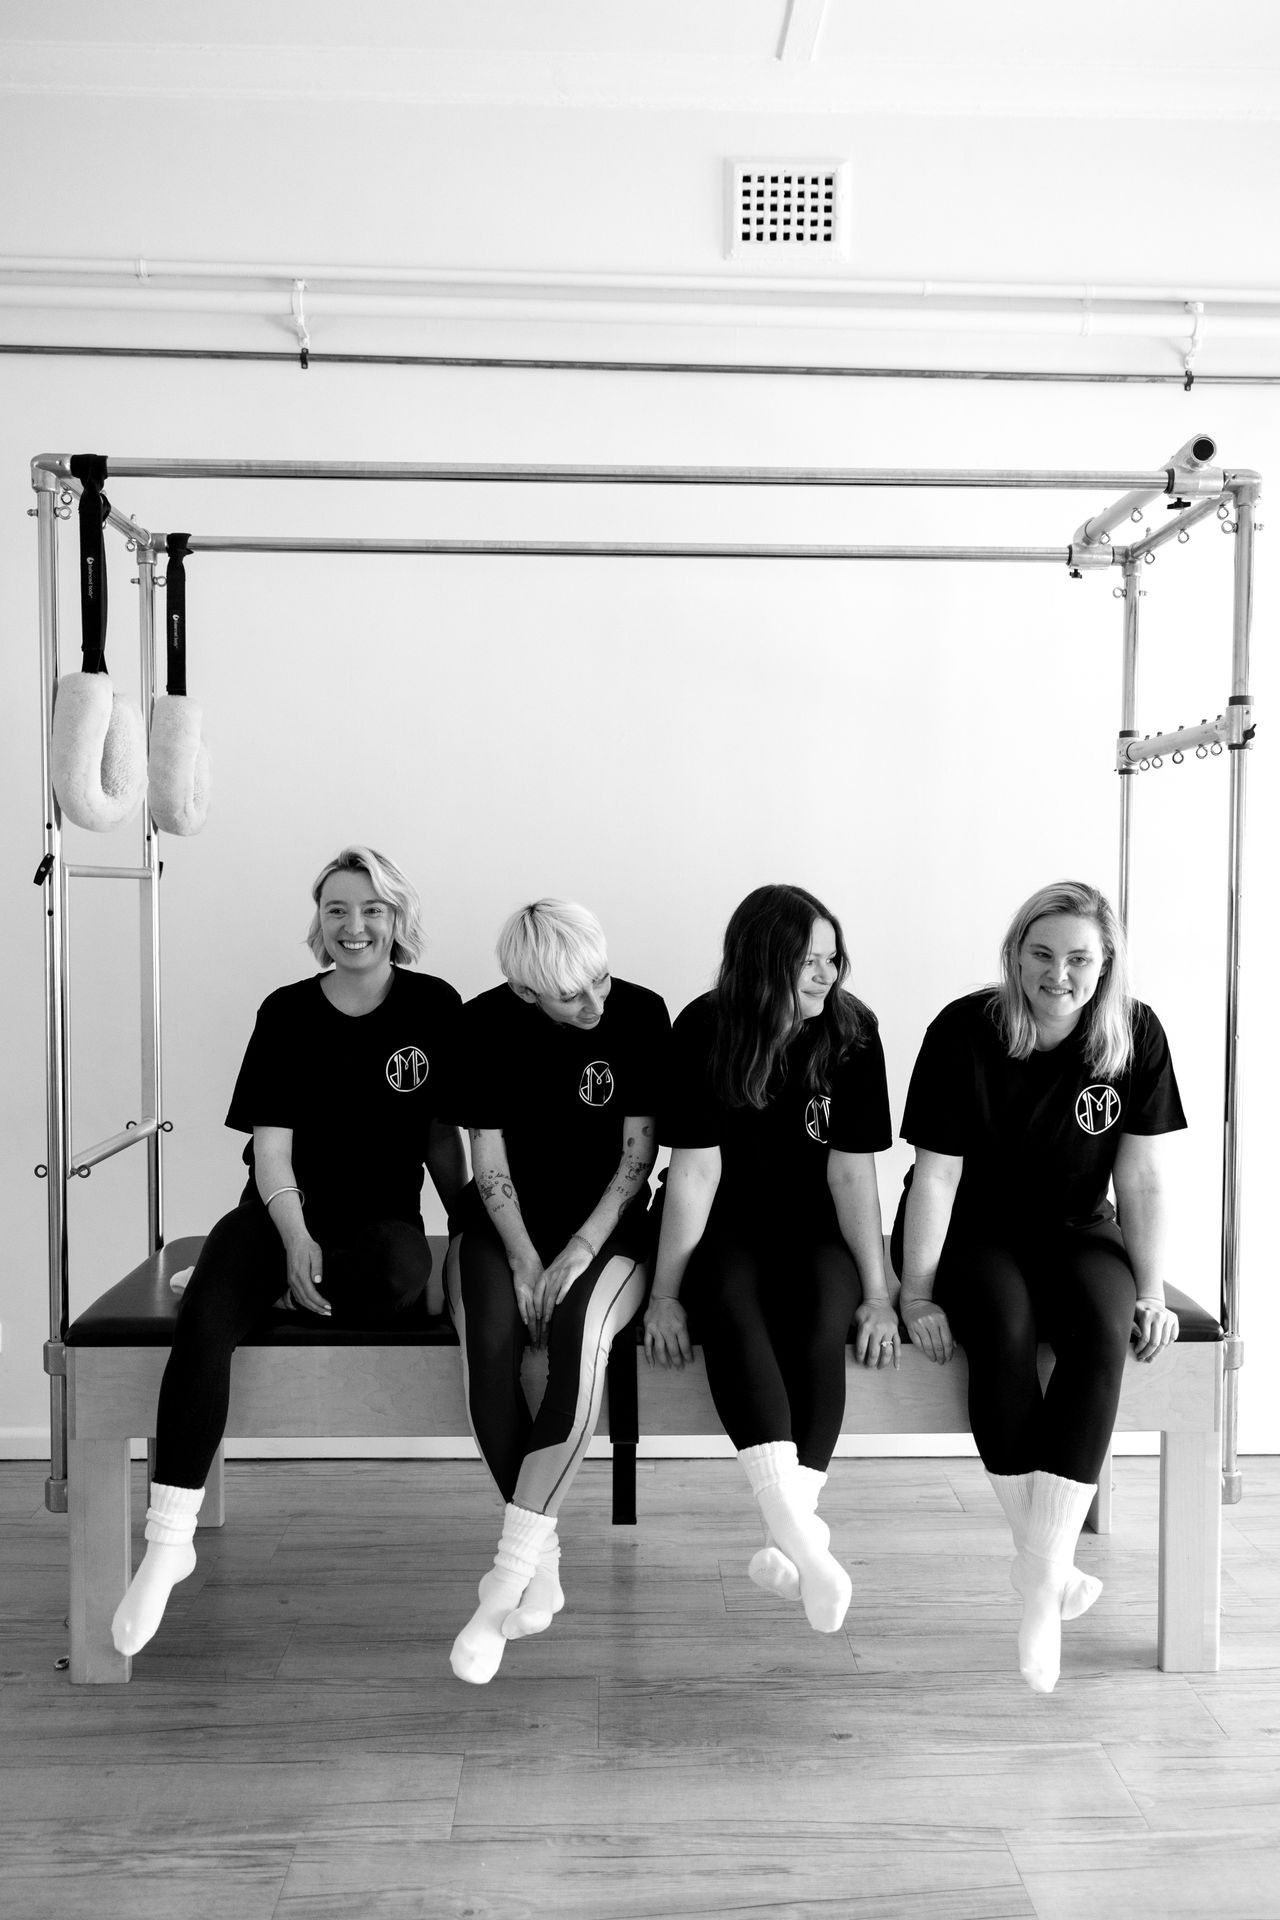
[739,1443,851,1633]
[987,1471,1103,1622]
[1006,1472,1098,1693]
[110,1482,204,1655]
[450,1504,557,1684]
[748,1464,830,1601]
[501,1528,565,1641]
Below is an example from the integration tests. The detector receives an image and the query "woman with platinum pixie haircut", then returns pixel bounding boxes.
[644,885,895,1636]
[442,900,670,1683]
[111,846,466,1657]
[893,879,1185,1693]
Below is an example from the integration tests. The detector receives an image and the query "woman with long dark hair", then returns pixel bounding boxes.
[644,884,894,1634]
[893,880,1184,1692]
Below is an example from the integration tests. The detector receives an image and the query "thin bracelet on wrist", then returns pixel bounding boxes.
[570,1231,598,1258]
[264,1184,305,1210]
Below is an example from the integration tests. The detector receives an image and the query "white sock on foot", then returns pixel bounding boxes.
[1013,1472,1098,1693]
[110,1482,204,1655]
[747,1465,829,1601]
[502,1533,565,1640]
[987,1471,1102,1624]
[740,1444,851,1633]
[450,1504,555,1684]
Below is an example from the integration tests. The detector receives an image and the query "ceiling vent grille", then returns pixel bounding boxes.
[728,160,850,258]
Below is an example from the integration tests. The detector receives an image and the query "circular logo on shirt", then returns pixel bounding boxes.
[579,1060,615,1107]
[1075,1084,1121,1135]
[386,1046,428,1092]
[805,1094,831,1143]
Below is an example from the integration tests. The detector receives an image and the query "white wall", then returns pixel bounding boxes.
[1,4,1277,1461]
[3,353,1275,1455]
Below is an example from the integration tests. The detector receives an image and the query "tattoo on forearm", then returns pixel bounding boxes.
[477,1166,522,1216]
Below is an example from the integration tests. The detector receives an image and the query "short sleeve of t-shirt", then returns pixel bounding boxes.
[826,1024,894,1154]
[1120,1004,1187,1136]
[899,1002,976,1156]
[660,997,722,1149]
[226,988,306,1133]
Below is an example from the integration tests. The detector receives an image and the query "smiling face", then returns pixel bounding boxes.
[514,970,612,1030]
[795,918,839,1020]
[317,868,395,978]
[1017,913,1106,1042]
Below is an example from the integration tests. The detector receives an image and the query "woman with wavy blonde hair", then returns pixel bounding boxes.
[893,879,1184,1694]
[111,846,465,1658]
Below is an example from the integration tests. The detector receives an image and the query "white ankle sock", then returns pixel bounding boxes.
[740,1444,851,1633]
[110,1482,204,1656]
[450,1504,556,1684]
[1012,1472,1098,1693]
[748,1465,829,1601]
[502,1533,565,1640]
[987,1470,1102,1622]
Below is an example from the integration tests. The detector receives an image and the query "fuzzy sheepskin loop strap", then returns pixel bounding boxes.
[147,533,211,835]
[148,695,211,836]
[50,671,148,832]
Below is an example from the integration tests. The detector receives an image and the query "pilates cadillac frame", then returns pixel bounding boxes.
[31,441,1257,1531]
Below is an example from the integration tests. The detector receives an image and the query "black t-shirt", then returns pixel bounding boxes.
[899,989,1187,1231]
[662,992,893,1228]
[226,968,462,1232]
[438,977,671,1254]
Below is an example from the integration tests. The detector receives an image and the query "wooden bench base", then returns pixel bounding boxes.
[66,1329,1222,1682]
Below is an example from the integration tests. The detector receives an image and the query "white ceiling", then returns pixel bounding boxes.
[3,0,1280,120]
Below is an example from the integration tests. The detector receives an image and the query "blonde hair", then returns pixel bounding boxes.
[497,899,608,998]
[991,879,1133,1080]
[306,845,423,967]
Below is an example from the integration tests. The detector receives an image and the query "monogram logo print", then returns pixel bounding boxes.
[386,1047,428,1091]
[1075,1084,1121,1135]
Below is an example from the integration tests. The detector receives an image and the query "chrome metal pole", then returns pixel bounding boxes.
[137,544,164,1252]
[1117,555,1142,929]
[1128,493,1225,561]
[34,452,1177,491]
[34,467,68,1513]
[1220,478,1258,1505]
[1075,435,1220,547]
[177,535,1083,563]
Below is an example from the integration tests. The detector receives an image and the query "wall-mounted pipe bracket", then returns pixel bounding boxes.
[43,1339,66,1378]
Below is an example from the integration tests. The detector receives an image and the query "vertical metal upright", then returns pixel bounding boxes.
[1220,479,1257,1503]
[1117,554,1143,928]
[34,465,69,1513]
[137,543,164,1254]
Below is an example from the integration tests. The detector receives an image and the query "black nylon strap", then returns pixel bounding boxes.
[165,533,191,696]
[69,454,110,674]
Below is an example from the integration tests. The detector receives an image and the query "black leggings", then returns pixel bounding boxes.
[935,1220,1137,1483]
[154,1201,433,1489]
[446,1215,646,1515]
[682,1221,865,1472]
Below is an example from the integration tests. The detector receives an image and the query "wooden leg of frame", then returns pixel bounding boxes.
[199,1443,226,1529]
[68,1436,132,1684]
[1085,1443,1113,1534]
[1157,1427,1222,1672]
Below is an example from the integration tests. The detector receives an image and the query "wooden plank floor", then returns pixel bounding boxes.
[3,1455,1279,1920]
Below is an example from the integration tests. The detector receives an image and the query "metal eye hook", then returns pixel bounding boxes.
[1217,503,1232,520]
[60,489,73,507]
[1178,529,1190,544]
[1172,750,1184,764]
[1211,741,1224,756]
[1112,586,1126,599]
[1139,757,1151,771]
[1196,744,1209,759]
[1152,754,1164,769]
[1131,507,1144,523]
[1144,550,1156,564]
[1221,519,1238,534]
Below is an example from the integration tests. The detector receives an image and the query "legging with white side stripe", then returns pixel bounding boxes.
[445,1214,646,1515]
